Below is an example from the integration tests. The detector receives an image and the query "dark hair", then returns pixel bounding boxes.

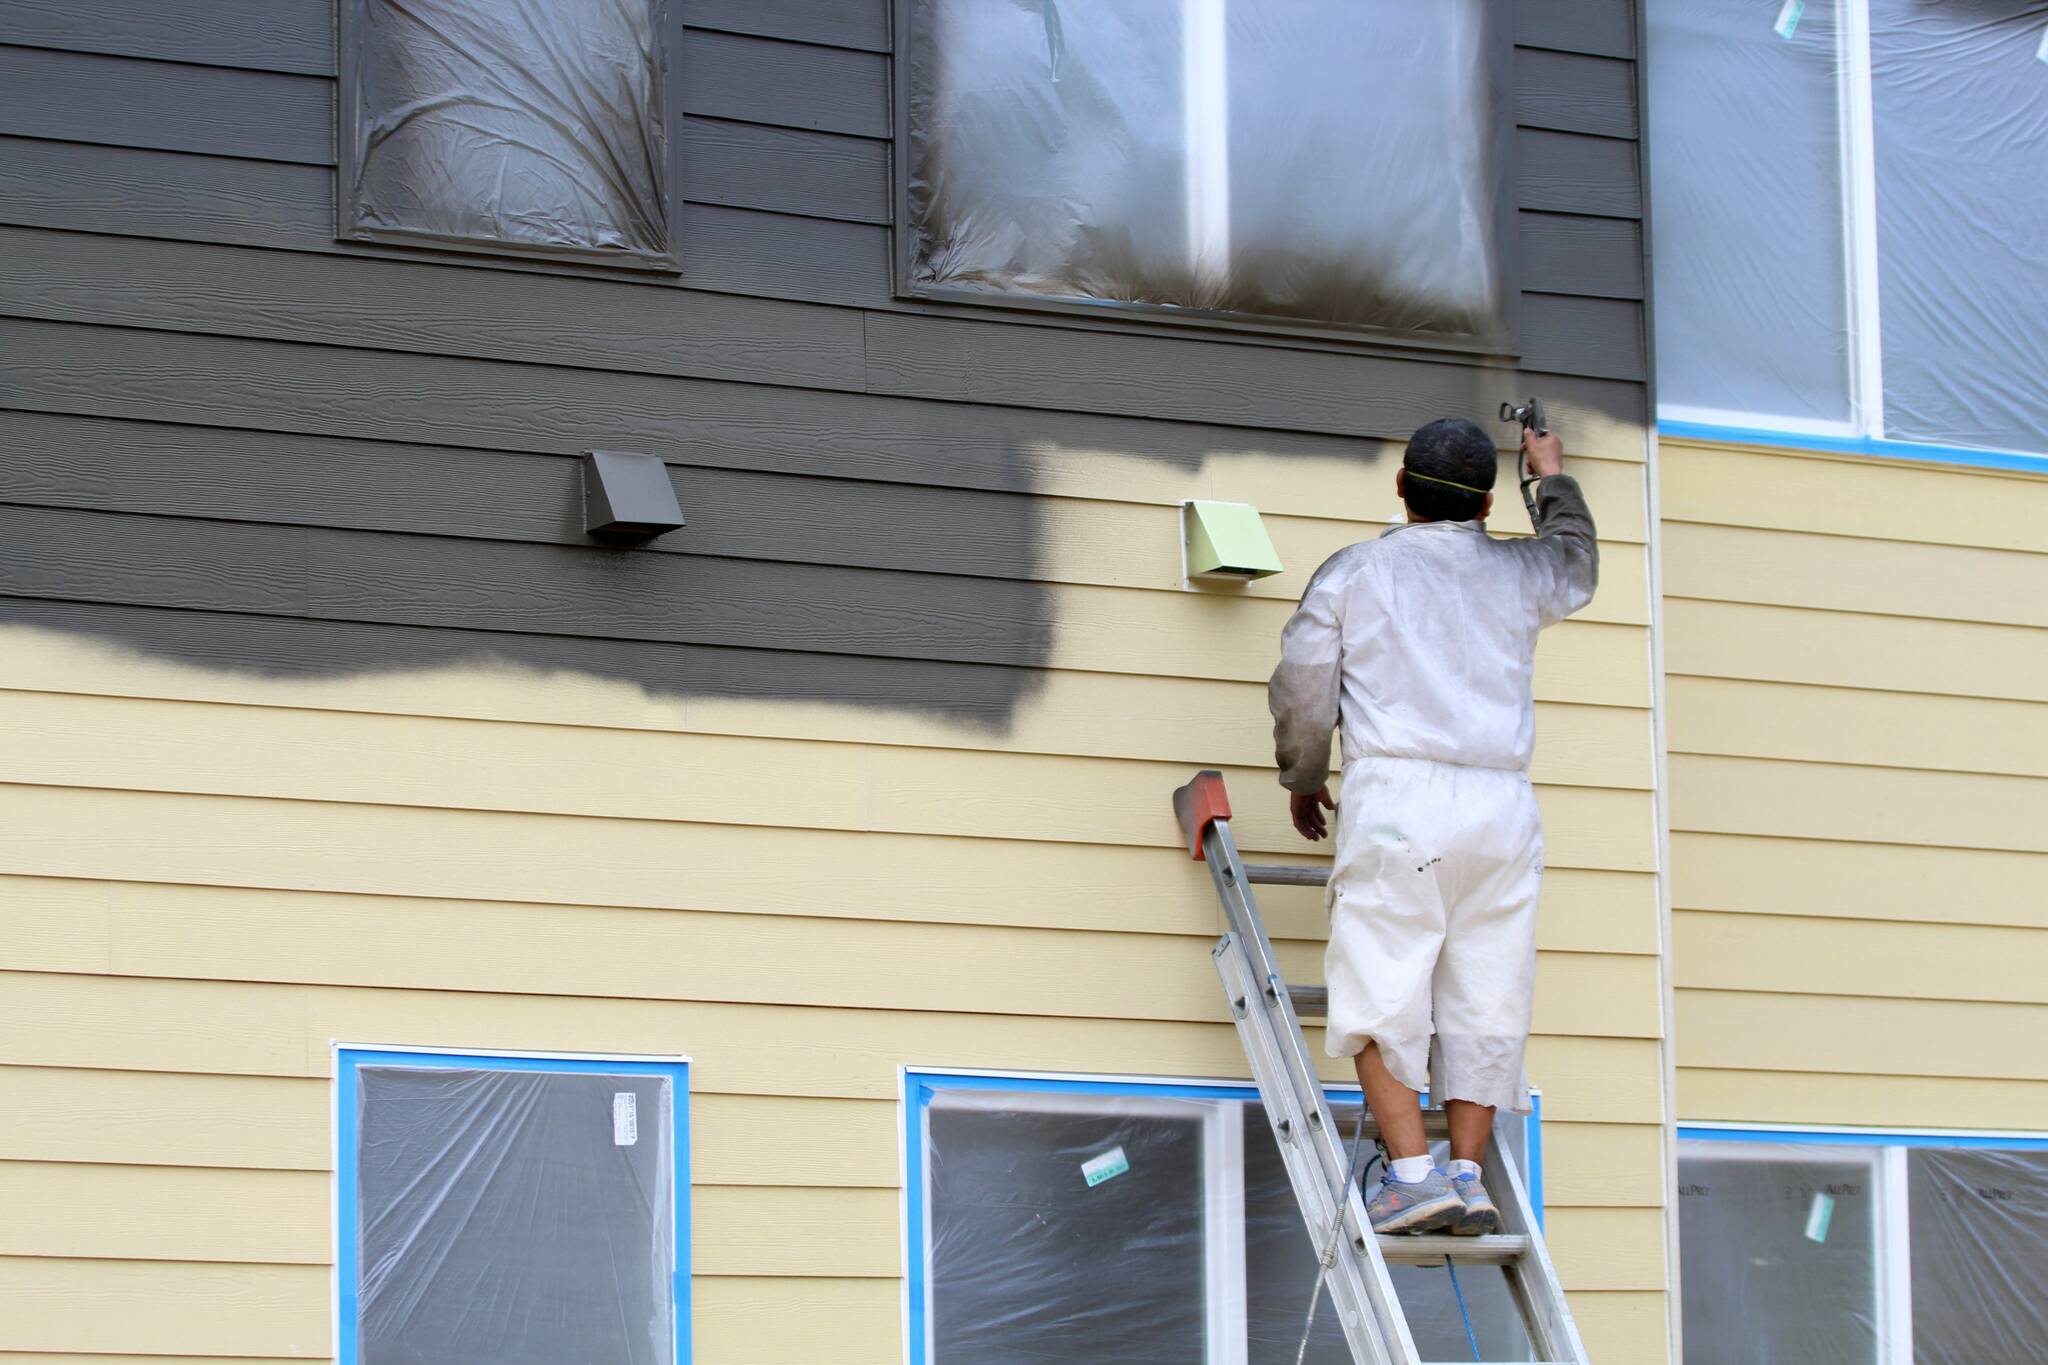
[1401,417,1498,522]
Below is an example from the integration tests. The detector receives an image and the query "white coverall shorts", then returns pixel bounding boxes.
[1267,475,1598,1114]
[1325,756,1542,1112]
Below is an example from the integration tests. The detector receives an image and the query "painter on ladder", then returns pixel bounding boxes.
[1267,416,1597,1237]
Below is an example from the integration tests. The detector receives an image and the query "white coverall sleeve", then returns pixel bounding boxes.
[1524,473,1600,627]
[1268,556,1349,795]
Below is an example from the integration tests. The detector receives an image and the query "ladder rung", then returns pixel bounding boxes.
[1243,863,1331,887]
[1288,984,1328,1018]
[1374,1233,1531,1266]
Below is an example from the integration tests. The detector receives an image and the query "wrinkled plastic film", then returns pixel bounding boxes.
[923,1089,1536,1362]
[1677,1142,1881,1364]
[1870,1,2048,456]
[903,0,1509,340]
[1645,0,1854,425]
[343,0,671,263]
[1906,1147,2048,1364]
[926,1092,1210,1359]
[355,1066,673,1365]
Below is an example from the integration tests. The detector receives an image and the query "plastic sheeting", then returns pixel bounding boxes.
[1870,1,2048,456]
[903,0,1510,341]
[922,1089,1536,1362]
[1907,1147,2048,1364]
[1677,1143,1881,1364]
[341,0,672,264]
[1645,0,1854,425]
[354,1066,674,1365]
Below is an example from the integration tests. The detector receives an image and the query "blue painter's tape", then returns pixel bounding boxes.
[335,1047,692,1365]
[1658,420,2048,475]
[1681,1124,2048,1151]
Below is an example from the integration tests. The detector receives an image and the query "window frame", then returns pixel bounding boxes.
[334,0,683,272]
[901,1066,1545,1365]
[1649,0,2048,475]
[1675,1120,2048,1364]
[889,0,1524,358]
[332,1043,693,1365]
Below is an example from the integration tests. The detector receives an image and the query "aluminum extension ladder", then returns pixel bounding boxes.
[1173,770,1590,1365]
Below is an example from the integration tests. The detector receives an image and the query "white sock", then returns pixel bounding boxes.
[1390,1155,1435,1184]
[1448,1159,1483,1181]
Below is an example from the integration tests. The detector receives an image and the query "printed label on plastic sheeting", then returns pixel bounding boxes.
[1804,1191,1834,1243]
[1774,0,1804,39]
[613,1092,638,1147]
[1081,1146,1130,1188]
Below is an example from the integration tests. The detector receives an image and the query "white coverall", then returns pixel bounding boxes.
[1268,476,1598,1113]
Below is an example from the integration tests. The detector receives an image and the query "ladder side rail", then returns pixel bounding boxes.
[1486,1112,1590,1363]
[1216,938,1400,1365]
[1200,818,1364,1202]
[1201,818,1421,1365]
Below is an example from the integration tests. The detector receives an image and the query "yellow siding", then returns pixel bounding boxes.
[1661,438,2048,1135]
[0,454,1666,1359]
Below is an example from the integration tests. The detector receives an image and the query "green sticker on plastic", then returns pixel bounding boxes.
[1805,1192,1835,1243]
[1082,1146,1131,1188]
[1774,0,1804,39]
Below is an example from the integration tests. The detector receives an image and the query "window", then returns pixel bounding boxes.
[338,0,675,267]
[898,0,1513,346]
[1646,1,2048,467]
[335,1046,689,1365]
[905,1071,1545,1363]
[1677,1126,2048,1364]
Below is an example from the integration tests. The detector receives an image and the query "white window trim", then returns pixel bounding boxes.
[1838,0,1886,439]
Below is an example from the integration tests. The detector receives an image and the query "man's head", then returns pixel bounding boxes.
[1399,417,1497,523]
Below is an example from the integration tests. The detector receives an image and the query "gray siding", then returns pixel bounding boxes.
[0,0,1650,720]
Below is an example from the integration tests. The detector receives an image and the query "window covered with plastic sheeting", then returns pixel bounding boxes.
[1907,1148,2048,1364]
[908,1076,1541,1364]
[1645,0,1855,429]
[1646,0,2048,465]
[898,0,1514,347]
[1678,1131,2048,1365]
[1677,1141,1884,1364]
[338,0,674,267]
[1869,1,2048,458]
[336,1049,688,1365]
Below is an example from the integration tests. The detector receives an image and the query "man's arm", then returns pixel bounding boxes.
[1521,428,1599,626]
[1269,559,1345,837]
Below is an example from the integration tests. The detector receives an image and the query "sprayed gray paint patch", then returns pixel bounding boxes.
[0,6,1647,728]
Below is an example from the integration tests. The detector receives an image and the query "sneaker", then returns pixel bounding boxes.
[1366,1168,1464,1234]
[1450,1172,1503,1236]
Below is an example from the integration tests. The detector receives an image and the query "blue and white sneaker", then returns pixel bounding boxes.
[1366,1168,1464,1234]
[1450,1171,1503,1236]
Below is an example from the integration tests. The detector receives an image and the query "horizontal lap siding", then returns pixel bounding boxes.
[1661,440,2048,1135]
[0,2,1663,1360]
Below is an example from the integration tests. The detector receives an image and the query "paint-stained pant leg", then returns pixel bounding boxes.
[1323,758,1542,1115]
[1429,772,1543,1115]
[1322,760,1451,1093]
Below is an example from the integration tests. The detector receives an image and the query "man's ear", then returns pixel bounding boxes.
[1480,491,1494,520]
[1395,468,1407,500]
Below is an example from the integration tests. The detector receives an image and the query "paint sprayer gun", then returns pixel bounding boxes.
[1499,397,1547,526]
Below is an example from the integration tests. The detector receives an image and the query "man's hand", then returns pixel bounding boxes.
[1290,786,1336,842]
[1521,426,1564,479]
